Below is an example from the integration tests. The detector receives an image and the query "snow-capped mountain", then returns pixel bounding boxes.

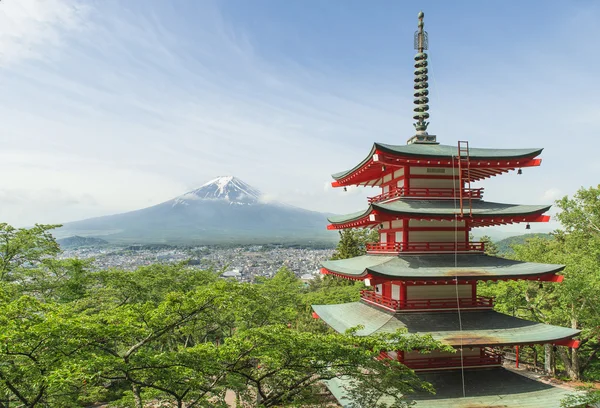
[55,176,334,245]
[173,176,262,206]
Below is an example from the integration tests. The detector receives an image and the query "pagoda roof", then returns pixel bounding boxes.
[332,142,543,181]
[321,253,565,281]
[311,302,580,347]
[328,199,550,227]
[326,368,582,408]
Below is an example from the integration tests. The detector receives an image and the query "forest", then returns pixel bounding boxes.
[0,185,599,407]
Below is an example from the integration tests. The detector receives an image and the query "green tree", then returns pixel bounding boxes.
[73,265,228,408]
[220,326,447,408]
[0,223,448,407]
[481,186,600,381]
[0,288,91,407]
[561,388,600,408]
[478,235,499,257]
[18,258,95,302]
[0,223,61,282]
[331,228,379,260]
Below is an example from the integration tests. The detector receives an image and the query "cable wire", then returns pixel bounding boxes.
[451,154,467,399]
[430,48,467,399]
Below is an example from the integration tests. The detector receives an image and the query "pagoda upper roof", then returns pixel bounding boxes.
[326,368,582,408]
[328,199,550,227]
[312,302,580,347]
[332,142,543,182]
[321,254,564,281]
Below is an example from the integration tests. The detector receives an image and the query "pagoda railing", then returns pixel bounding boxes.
[360,290,494,311]
[368,187,484,203]
[403,350,502,370]
[366,241,485,254]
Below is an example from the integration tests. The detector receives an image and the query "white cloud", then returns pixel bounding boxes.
[0,0,405,225]
[0,0,88,66]
[541,188,563,203]
[1,1,599,232]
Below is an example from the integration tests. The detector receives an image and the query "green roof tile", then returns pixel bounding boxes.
[325,368,582,407]
[321,254,565,280]
[332,143,543,180]
[328,200,550,224]
[377,143,543,160]
[312,302,580,346]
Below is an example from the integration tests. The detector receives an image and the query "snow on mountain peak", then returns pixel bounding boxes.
[173,176,262,206]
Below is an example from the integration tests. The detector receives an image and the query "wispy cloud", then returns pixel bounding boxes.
[0,0,88,67]
[0,1,599,232]
[0,0,399,225]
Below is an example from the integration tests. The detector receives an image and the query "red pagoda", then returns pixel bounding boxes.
[314,12,582,408]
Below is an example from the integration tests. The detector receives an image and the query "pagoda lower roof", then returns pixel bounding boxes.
[321,253,565,281]
[311,302,580,347]
[325,368,581,408]
[327,199,550,226]
[332,142,543,182]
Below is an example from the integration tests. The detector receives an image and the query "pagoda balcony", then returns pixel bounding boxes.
[365,241,485,254]
[402,349,502,371]
[360,290,494,311]
[368,187,484,203]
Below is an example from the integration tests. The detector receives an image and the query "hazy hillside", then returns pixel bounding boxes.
[495,233,552,255]
[55,177,336,245]
[57,236,109,248]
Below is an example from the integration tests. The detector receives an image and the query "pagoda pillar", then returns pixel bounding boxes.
[545,344,556,375]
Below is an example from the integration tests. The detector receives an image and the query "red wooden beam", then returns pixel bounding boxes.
[332,154,542,188]
[320,273,564,286]
[378,152,542,169]
[554,339,581,349]
[539,274,564,282]
[321,267,369,281]
[531,215,551,223]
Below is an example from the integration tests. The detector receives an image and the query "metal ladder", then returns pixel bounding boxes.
[457,141,472,217]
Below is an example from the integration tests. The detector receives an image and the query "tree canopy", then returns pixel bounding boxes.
[480,185,600,382]
[0,223,445,407]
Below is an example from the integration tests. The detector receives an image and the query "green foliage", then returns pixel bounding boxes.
[481,185,600,381]
[0,290,92,407]
[221,326,444,408]
[561,388,600,408]
[0,224,446,407]
[494,233,552,255]
[478,235,499,257]
[0,223,61,282]
[331,228,379,260]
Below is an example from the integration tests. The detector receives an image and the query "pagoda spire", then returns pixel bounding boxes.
[407,11,437,145]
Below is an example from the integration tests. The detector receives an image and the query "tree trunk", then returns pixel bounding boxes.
[532,346,538,368]
[132,384,143,408]
[566,312,581,380]
[256,387,263,406]
[544,344,555,375]
[568,347,581,381]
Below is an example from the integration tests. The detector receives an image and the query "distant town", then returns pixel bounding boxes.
[59,245,334,283]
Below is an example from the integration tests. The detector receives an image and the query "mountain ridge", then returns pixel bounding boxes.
[55,176,335,245]
[173,176,262,206]
[495,233,552,255]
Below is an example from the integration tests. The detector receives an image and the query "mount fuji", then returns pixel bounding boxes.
[55,177,334,245]
[172,176,262,206]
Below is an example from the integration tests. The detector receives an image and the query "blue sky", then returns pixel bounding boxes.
[1,0,599,237]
